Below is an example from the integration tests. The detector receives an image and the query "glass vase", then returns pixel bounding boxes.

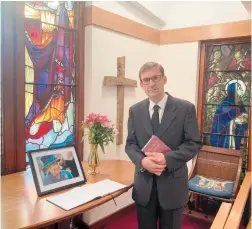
[88,144,100,175]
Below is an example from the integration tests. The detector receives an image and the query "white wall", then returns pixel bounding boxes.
[158,42,200,105]
[83,26,158,162]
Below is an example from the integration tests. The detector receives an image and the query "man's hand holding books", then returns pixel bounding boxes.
[141,153,166,176]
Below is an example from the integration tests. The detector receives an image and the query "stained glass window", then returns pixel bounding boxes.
[202,41,251,176]
[24,1,77,154]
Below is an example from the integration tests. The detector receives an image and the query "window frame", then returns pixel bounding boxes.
[197,36,251,172]
[1,1,85,175]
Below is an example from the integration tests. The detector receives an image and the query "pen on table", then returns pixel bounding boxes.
[110,193,117,206]
[93,196,102,200]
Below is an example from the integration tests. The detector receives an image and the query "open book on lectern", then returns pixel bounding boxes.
[46,179,128,210]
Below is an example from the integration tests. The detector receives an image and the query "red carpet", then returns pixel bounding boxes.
[104,210,212,229]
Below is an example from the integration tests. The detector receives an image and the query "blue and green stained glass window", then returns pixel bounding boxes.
[202,42,251,173]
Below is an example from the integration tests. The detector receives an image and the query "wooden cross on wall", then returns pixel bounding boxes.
[103,57,137,145]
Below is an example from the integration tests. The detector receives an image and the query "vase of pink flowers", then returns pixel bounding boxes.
[81,113,116,175]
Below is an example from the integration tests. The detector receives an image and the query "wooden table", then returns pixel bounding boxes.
[1,160,134,229]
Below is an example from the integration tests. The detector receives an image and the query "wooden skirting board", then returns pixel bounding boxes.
[84,6,251,44]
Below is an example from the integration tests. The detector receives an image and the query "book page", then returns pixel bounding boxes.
[46,179,127,210]
[92,179,127,196]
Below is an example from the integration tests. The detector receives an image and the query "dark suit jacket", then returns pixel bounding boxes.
[125,93,202,210]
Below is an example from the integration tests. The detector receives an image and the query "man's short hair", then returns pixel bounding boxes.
[139,62,164,80]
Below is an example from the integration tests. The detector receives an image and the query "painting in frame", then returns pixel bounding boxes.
[27,145,86,196]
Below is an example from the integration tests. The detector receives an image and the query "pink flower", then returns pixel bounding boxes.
[101,121,113,128]
[96,115,109,124]
[81,113,115,152]
[84,113,110,124]
[84,113,98,124]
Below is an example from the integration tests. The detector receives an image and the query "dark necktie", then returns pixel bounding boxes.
[151,105,160,135]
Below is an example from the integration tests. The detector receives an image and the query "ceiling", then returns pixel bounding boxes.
[123,1,251,30]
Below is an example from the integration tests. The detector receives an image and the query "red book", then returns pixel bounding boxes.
[141,135,172,154]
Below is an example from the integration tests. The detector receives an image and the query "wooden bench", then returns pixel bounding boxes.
[224,172,251,229]
[210,202,233,229]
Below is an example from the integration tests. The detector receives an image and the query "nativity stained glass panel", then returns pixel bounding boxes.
[202,42,251,173]
[24,1,77,152]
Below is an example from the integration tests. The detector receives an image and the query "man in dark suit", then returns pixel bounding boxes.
[125,62,202,229]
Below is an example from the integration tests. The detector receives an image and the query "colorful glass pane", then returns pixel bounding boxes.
[206,43,251,71]
[205,72,251,105]
[24,1,76,152]
[203,42,251,153]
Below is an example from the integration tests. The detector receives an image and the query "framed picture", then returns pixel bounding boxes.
[27,145,87,196]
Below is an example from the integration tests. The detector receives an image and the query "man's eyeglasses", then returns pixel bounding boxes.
[141,75,162,85]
